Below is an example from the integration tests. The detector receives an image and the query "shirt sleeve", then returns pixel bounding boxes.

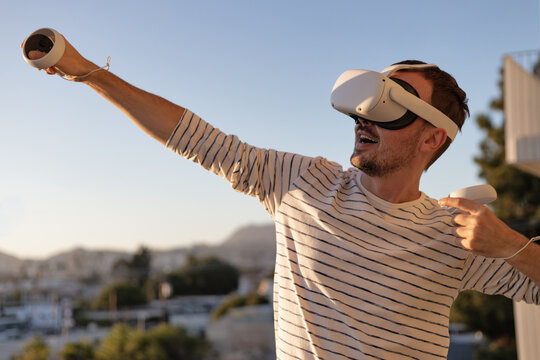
[166,109,314,217]
[460,254,539,304]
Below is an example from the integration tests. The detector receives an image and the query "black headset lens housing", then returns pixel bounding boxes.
[354,77,420,130]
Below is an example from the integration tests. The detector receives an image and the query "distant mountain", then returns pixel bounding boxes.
[221,224,276,247]
[152,223,276,273]
[216,223,276,271]
[36,247,131,279]
[0,251,24,276]
[0,223,276,280]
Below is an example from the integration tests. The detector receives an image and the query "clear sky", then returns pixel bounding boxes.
[1,0,539,259]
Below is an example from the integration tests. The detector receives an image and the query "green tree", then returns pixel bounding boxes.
[61,342,96,360]
[451,291,515,341]
[167,256,239,296]
[92,281,147,310]
[129,246,152,287]
[11,337,49,360]
[94,323,210,360]
[95,324,131,360]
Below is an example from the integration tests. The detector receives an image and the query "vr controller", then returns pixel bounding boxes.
[447,184,497,214]
[449,184,497,205]
[22,28,65,69]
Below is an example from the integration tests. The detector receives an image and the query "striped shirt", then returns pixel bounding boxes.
[166,109,539,359]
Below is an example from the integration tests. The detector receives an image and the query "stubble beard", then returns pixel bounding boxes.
[350,134,421,178]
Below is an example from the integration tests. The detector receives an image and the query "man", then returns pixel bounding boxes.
[28,35,539,359]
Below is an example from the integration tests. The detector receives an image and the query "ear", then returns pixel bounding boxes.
[419,127,447,154]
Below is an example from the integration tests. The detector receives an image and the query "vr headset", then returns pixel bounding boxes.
[330,63,458,141]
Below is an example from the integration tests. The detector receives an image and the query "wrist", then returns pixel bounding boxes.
[72,60,98,81]
[66,57,110,83]
[504,232,537,261]
[80,59,99,74]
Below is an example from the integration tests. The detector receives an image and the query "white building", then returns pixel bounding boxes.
[504,53,540,360]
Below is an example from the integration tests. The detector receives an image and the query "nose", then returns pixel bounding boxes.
[354,117,372,131]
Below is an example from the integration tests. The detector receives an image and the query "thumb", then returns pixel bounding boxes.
[26,50,57,74]
[28,50,48,60]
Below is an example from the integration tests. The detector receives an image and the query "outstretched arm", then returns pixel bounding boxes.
[439,197,540,288]
[26,32,316,217]
[26,36,184,145]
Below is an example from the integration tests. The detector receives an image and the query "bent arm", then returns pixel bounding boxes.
[440,197,540,297]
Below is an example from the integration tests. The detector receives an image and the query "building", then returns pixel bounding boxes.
[504,52,540,360]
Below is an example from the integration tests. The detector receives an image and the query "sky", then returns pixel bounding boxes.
[0,0,539,259]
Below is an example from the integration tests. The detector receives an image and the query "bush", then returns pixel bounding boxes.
[12,324,211,360]
[211,292,269,320]
[95,323,210,360]
[11,337,49,360]
[61,342,95,360]
[92,281,147,310]
[168,256,239,296]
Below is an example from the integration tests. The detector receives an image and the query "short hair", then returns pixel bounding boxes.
[392,60,469,170]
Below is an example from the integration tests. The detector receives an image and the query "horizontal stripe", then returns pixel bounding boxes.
[275,259,450,341]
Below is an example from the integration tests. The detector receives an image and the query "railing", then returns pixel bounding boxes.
[506,49,540,75]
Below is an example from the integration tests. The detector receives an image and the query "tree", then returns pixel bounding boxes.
[92,281,147,310]
[11,337,49,360]
[129,246,152,287]
[110,247,152,287]
[451,291,515,342]
[94,324,131,360]
[167,256,239,296]
[94,323,211,360]
[61,342,96,360]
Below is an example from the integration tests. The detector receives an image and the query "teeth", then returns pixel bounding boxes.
[360,134,379,143]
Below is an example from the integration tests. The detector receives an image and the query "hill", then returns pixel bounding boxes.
[0,223,276,280]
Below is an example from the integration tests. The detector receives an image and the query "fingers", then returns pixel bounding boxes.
[454,225,472,240]
[452,213,470,226]
[439,197,483,214]
[26,50,57,75]
[28,50,48,60]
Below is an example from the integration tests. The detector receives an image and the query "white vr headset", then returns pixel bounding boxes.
[330,63,458,141]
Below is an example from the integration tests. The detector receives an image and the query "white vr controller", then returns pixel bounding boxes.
[448,184,497,205]
[22,28,65,69]
[447,184,497,214]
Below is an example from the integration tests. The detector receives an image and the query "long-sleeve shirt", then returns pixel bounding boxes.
[167,109,539,359]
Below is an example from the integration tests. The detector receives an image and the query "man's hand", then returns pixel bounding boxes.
[21,36,98,80]
[438,197,529,259]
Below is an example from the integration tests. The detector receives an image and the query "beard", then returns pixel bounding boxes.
[350,133,421,178]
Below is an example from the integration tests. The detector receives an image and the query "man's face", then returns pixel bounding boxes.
[350,71,434,177]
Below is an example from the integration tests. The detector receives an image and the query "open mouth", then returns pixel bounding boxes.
[358,134,379,144]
